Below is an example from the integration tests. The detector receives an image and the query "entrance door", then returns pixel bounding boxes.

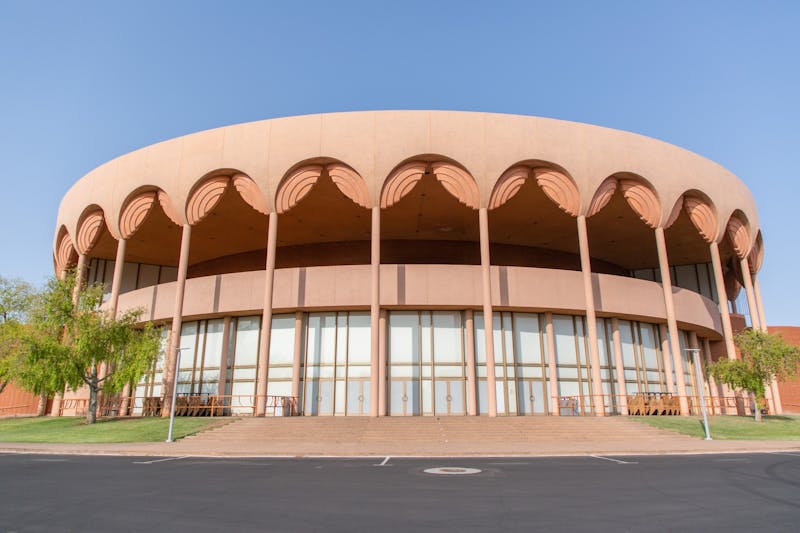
[304,379,333,416]
[517,379,546,415]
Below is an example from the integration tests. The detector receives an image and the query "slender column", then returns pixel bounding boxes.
[702,338,721,415]
[478,208,498,417]
[465,310,477,416]
[255,212,278,416]
[72,253,87,302]
[370,206,380,417]
[688,332,704,414]
[659,324,676,394]
[378,309,387,416]
[545,312,559,416]
[291,311,304,414]
[709,242,737,360]
[655,227,689,415]
[577,215,605,416]
[110,239,131,415]
[611,318,628,415]
[752,273,783,414]
[740,257,761,330]
[217,316,232,401]
[162,223,192,416]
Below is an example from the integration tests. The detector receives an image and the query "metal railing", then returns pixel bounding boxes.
[57,394,299,418]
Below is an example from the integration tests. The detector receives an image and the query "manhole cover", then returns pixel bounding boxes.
[424,467,482,475]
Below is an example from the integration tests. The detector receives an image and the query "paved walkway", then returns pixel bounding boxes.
[1,416,799,457]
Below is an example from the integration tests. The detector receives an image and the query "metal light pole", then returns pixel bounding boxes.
[686,348,712,441]
[166,347,188,443]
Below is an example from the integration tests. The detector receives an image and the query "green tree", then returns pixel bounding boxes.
[14,274,161,423]
[0,276,36,395]
[708,329,800,421]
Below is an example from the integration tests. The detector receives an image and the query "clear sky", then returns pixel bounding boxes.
[1,1,797,325]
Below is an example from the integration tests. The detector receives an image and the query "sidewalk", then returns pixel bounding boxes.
[2,417,799,457]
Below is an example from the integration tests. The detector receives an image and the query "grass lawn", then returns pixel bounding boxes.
[633,414,800,440]
[0,416,223,443]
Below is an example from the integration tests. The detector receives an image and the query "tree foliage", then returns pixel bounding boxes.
[708,329,800,421]
[0,276,36,394]
[4,273,161,423]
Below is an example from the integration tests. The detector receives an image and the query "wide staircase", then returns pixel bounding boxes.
[176,416,695,456]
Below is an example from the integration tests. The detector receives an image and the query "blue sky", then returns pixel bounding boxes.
[1,1,798,325]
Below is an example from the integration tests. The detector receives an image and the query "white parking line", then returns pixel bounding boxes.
[770,452,800,458]
[374,456,391,466]
[133,456,189,465]
[590,455,638,465]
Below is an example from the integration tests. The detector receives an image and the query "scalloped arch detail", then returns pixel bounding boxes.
[76,210,105,254]
[56,233,76,273]
[534,168,580,217]
[276,165,324,214]
[430,162,479,210]
[120,192,157,239]
[232,174,268,215]
[619,180,661,228]
[748,233,764,273]
[683,196,717,243]
[489,166,529,210]
[587,178,618,217]
[327,164,371,209]
[665,195,684,229]
[380,162,428,208]
[187,176,230,225]
[726,215,751,259]
[158,191,183,226]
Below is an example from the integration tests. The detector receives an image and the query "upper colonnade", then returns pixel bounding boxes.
[54,110,762,269]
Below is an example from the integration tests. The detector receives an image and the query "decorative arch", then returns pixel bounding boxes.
[748,231,764,273]
[534,168,580,217]
[618,178,661,229]
[276,162,369,214]
[380,162,427,208]
[232,174,269,215]
[120,190,157,239]
[186,175,230,225]
[381,158,479,210]
[327,164,371,209]
[586,177,618,217]
[430,162,479,209]
[55,229,77,274]
[158,190,183,226]
[488,166,529,210]
[76,208,105,255]
[683,193,718,243]
[726,211,751,259]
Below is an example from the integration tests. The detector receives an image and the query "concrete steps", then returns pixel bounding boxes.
[182,416,694,454]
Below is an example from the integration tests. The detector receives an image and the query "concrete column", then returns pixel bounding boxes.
[162,223,192,416]
[465,310,477,416]
[740,257,761,330]
[658,323,676,394]
[545,312,559,416]
[110,239,131,416]
[710,242,737,360]
[655,227,689,415]
[378,309,387,416]
[370,206,380,417]
[478,207,497,417]
[611,318,628,415]
[688,331,703,415]
[702,338,721,415]
[577,215,605,416]
[72,253,87,302]
[216,317,232,407]
[291,311,304,414]
[256,212,278,416]
[752,273,783,414]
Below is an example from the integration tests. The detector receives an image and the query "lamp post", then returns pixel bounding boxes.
[686,347,712,441]
[166,347,188,443]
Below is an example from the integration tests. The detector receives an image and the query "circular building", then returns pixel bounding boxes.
[52,110,777,418]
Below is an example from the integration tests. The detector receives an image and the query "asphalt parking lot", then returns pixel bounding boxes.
[1,452,798,532]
